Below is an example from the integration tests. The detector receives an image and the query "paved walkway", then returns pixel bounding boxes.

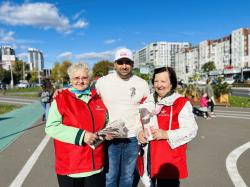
[0,102,44,152]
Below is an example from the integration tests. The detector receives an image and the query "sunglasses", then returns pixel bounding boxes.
[116,60,134,65]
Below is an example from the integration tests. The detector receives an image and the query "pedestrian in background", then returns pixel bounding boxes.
[205,78,216,117]
[95,48,150,187]
[199,90,210,119]
[138,67,198,187]
[39,78,54,121]
[45,62,109,187]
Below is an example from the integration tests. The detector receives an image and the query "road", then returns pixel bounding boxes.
[0,96,38,105]
[231,87,250,97]
[0,106,250,187]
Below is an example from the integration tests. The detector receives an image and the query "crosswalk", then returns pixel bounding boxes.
[214,109,250,120]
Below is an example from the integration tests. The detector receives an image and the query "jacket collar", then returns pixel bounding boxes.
[149,92,182,106]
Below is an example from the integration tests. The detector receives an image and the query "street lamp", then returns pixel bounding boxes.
[9,62,14,88]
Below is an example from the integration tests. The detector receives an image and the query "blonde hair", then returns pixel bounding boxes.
[67,62,89,80]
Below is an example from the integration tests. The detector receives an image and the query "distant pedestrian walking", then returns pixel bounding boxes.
[199,90,210,119]
[205,79,216,117]
[39,79,54,121]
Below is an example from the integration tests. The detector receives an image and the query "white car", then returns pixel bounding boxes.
[197,80,206,85]
[224,78,235,85]
[16,83,29,88]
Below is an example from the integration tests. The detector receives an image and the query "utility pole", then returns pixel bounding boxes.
[22,61,25,80]
[9,62,14,88]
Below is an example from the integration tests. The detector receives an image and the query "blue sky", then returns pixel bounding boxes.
[0,0,250,69]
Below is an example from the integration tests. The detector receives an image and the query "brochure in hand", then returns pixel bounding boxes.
[89,120,127,149]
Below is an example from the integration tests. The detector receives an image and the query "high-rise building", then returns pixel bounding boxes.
[134,41,190,68]
[0,46,16,70]
[175,47,200,82]
[28,48,44,71]
[231,28,250,68]
[199,36,231,70]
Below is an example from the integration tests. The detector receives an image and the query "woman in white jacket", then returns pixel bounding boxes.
[138,67,198,187]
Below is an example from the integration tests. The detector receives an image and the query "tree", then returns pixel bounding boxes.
[0,67,11,84]
[201,61,216,73]
[213,77,231,99]
[13,60,23,83]
[92,60,113,78]
[61,61,72,83]
[51,61,72,84]
[133,68,150,81]
[30,70,38,83]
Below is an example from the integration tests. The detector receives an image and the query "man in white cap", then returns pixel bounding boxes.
[95,48,150,187]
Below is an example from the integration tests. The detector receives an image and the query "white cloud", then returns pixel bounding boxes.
[104,38,121,44]
[105,39,115,44]
[17,53,28,60]
[0,2,88,33]
[0,28,15,42]
[73,10,85,20]
[73,19,88,29]
[57,51,73,60]
[19,45,30,50]
[75,50,115,60]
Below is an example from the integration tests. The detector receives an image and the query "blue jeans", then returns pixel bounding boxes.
[41,102,50,121]
[105,137,139,187]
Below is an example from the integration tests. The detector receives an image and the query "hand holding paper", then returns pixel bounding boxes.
[89,119,128,149]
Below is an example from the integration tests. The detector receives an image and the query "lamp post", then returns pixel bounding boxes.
[9,62,14,88]
[22,61,25,80]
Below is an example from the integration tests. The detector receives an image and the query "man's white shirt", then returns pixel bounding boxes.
[95,73,150,138]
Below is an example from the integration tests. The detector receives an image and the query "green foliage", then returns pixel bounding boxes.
[92,60,113,78]
[0,68,11,84]
[5,86,40,92]
[51,61,72,84]
[183,84,201,98]
[13,60,23,82]
[189,72,200,82]
[201,61,216,73]
[30,70,38,83]
[132,68,150,81]
[229,96,250,108]
[213,77,231,99]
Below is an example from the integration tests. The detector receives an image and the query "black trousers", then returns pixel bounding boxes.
[57,172,105,187]
[152,178,180,187]
[208,100,215,112]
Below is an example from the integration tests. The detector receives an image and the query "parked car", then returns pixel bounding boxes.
[16,82,29,88]
[224,77,235,85]
[197,80,206,85]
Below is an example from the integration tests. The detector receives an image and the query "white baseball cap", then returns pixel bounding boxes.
[114,48,134,62]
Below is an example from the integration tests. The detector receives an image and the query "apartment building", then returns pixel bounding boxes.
[134,41,190,68]
[176,35,231,80]
[231,28,250,68]
[210,36,231,70]
[28,48,44,71]
[175,47,199,82]
[0,46,16,70]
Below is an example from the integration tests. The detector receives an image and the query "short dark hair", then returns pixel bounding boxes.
[152,67,177,90]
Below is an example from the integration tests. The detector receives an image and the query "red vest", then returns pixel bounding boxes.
[54,89,107,175]
[150,97,188,179]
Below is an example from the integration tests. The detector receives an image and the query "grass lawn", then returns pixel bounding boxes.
[229,95,250,108]
[1,87,40,98]
[6,87,41,93]
[0,104,21,115]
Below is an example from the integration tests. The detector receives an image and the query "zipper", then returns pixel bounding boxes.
[87,103,96,170]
